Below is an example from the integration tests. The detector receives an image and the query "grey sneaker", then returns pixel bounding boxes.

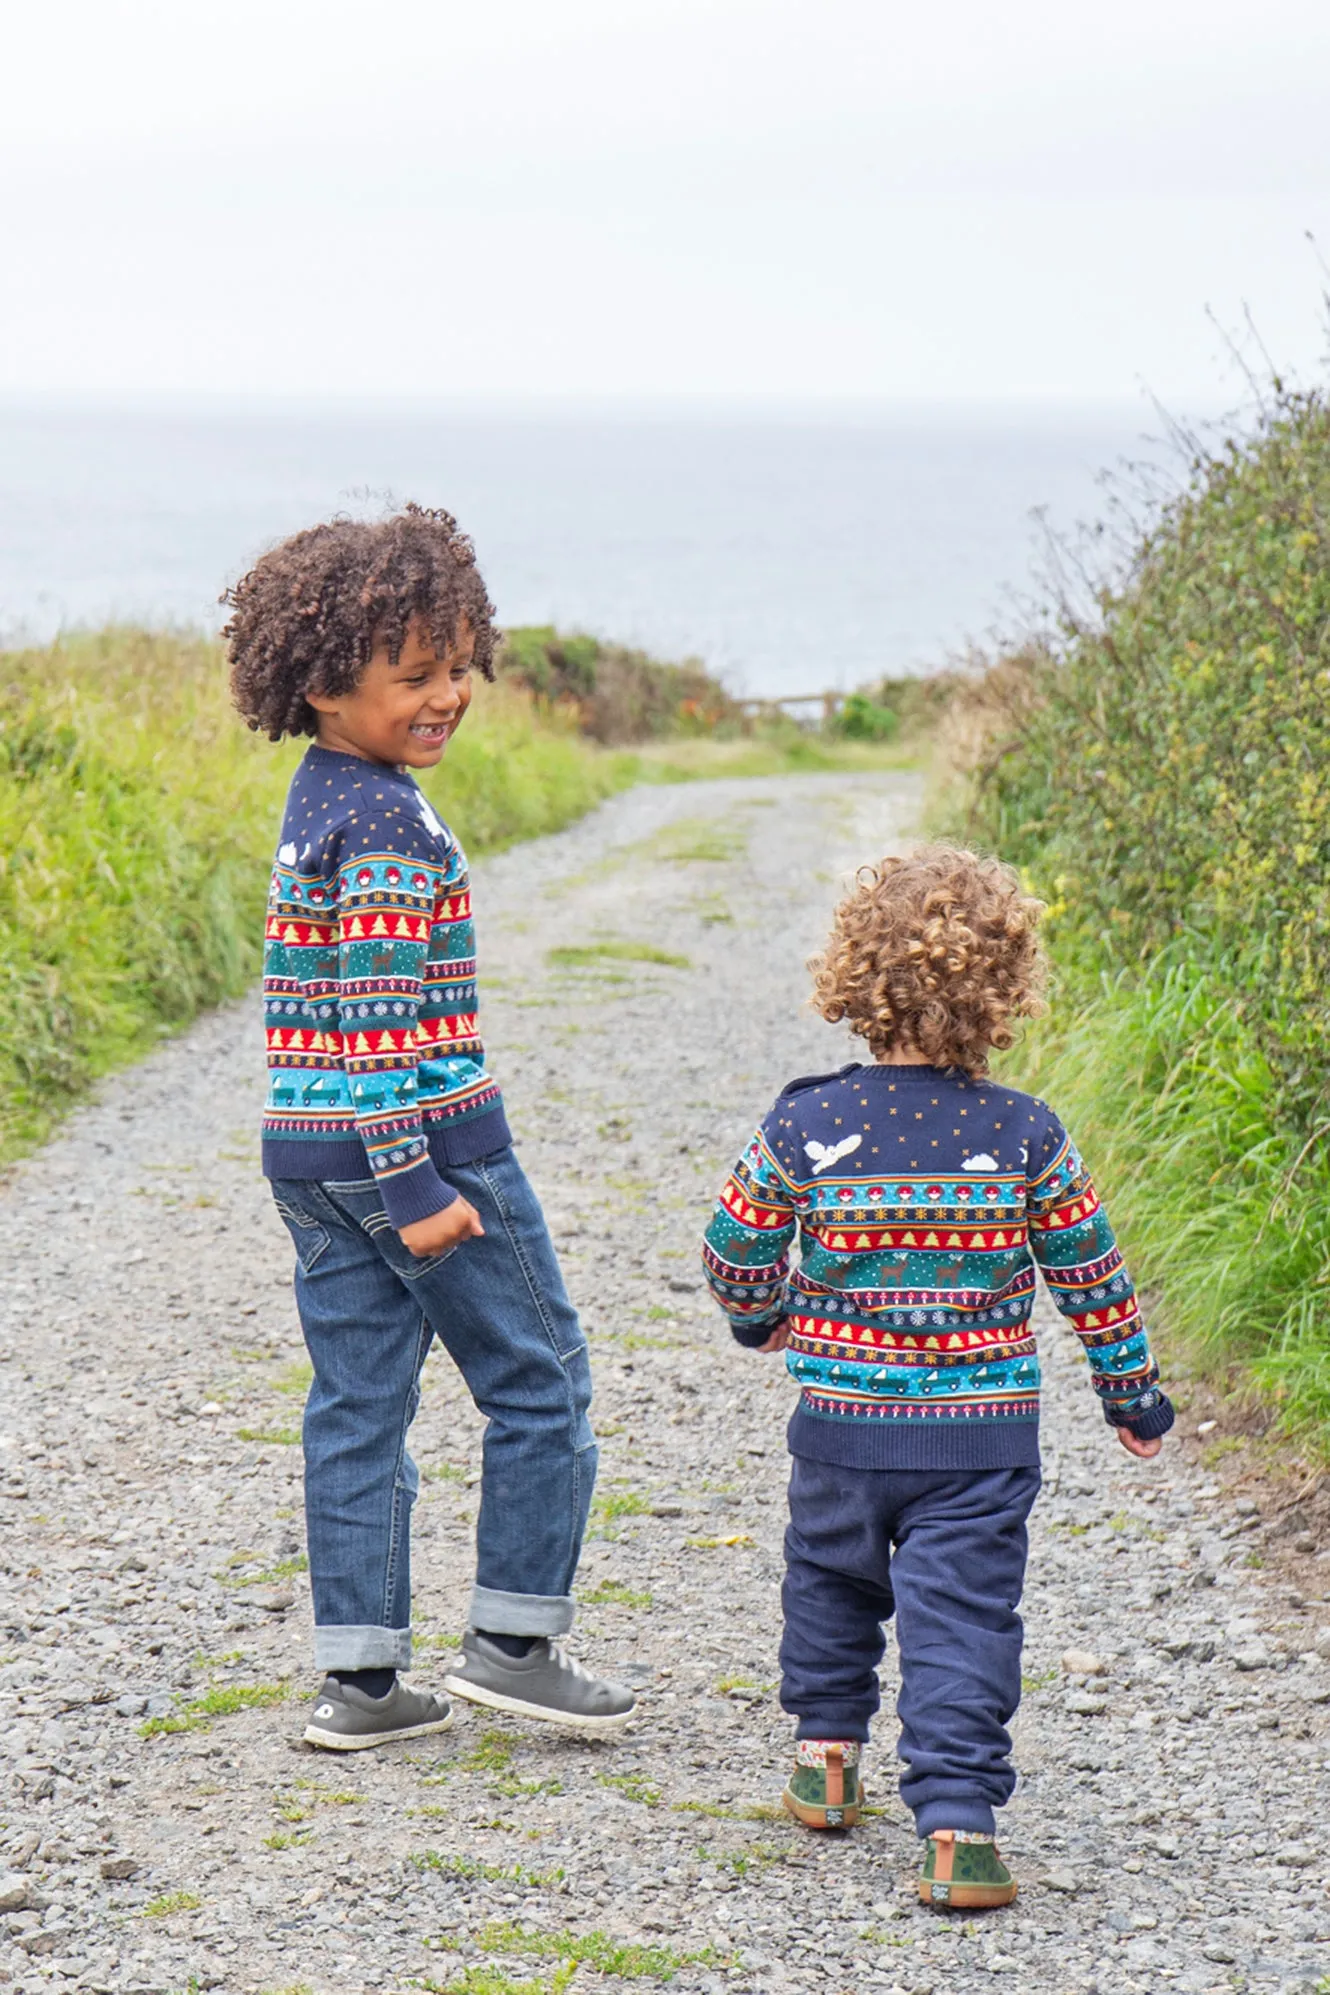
[302,1676,453,1752]
[444,1633,638,1734]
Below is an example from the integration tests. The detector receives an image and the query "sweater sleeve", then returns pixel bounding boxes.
[1026,1109,1174,1439]
[331,806,458,1229]
[702,1115,800,1348]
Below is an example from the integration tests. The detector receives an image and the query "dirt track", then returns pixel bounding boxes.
[2,769,1328,1995]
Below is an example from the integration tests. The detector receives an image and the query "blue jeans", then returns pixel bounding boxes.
[271,1146,597,1672]
[780,1457,1041,1837]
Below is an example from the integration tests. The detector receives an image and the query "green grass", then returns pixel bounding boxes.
[141,1892,202,1918]
[436,1729,565,1800]
[429,1923,722,1980]
[547,940,691,970]
[272,1361,314,1398]
[655,819,735,863]
[631,733,921,782]
[591,1487,650,1521]
[700,1840,785,1879]
[139,1681,290,1737]
[596,1770,663,1806]
[412,1852,562,1888]
[672,1799,785,1823]
[457,1729,516,1774]
[582,1579,653,1610]
[414,1969,576,1995]
[236,1426,300,1446]
[214,1553,308,1590]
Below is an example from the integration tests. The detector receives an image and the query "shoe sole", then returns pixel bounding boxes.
[918,1879,1018,1910]
[782,1787,862,1831]
[302,1711,453,1752]
[444,1674,637,1734]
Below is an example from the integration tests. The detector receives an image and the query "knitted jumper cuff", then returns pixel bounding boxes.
[1105,1393,1176,1442]
[730,1319,780,1350]
[378,1156,459,1231]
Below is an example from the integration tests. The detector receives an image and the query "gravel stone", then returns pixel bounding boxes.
[1042,1868,1080,1893]
[0,771,1326,1995]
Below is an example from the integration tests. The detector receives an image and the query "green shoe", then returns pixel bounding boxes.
[918,1830,1017,1909]
[781,1740,864,1829]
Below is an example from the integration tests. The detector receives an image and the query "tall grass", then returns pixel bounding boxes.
[998,944,1330,1440]
[0,628,636,1161]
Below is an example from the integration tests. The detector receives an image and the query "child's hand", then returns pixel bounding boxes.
[1116,1427,1163,1460]
[399,1197,485,1259]
[756,1321,791,1354]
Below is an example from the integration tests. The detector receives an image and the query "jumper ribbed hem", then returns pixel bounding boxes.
[788,1403,1041,1471]
[262,1102,512,1201]
[1107,1394,1176,1441]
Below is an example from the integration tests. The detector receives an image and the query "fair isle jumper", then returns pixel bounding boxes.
[261,746,509,1226]
[703,1062,1174,1470]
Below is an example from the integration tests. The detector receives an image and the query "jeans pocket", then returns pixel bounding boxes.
[330,1191,459,1280]
[272,1192,332,1273]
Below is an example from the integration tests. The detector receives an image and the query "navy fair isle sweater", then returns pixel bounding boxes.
[703,1062,1174,1470]
[261,746,509,1226]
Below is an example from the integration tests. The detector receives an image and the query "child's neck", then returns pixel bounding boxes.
[876,1045,935,1066]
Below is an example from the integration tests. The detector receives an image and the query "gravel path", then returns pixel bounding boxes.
[2,770,1328,1995]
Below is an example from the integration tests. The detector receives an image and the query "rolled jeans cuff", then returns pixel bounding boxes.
[313,1624,413,1671]
[914,1796,998,1839]
[469,1585,575,1637]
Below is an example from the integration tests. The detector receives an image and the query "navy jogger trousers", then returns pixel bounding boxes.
[779,1456,1041,1837]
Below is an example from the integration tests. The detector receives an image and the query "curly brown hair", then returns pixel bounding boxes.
[809,844,1047,1076]
[223,504,497,740]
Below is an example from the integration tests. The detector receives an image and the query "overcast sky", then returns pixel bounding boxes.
[4,0,1330,406]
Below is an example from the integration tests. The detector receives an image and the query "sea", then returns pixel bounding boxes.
[0,400,1175,698]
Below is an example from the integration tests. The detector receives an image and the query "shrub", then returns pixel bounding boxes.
[833,691,898,741]
[497,627,741,742]
[947,382,1330,1444]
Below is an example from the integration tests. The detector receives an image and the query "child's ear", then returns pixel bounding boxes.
[305,688,340,715]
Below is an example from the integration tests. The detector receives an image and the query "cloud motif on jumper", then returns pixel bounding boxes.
[278,841,298,865]
[805,1133,862,1174]
[962,1152,998,1171]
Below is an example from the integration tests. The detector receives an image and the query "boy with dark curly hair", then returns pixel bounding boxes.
[702,845,1173,1906]
[225,505,634,1749]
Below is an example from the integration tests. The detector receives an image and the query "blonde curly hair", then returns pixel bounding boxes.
[810,844,1047,1076]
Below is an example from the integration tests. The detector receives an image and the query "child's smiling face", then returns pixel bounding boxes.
[308,615,475,767]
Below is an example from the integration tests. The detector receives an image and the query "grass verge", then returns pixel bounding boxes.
[996,945,1330,1445]
[0,629,636,1166]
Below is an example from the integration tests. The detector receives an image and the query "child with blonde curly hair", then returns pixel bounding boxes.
[702,845,1172,1908]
